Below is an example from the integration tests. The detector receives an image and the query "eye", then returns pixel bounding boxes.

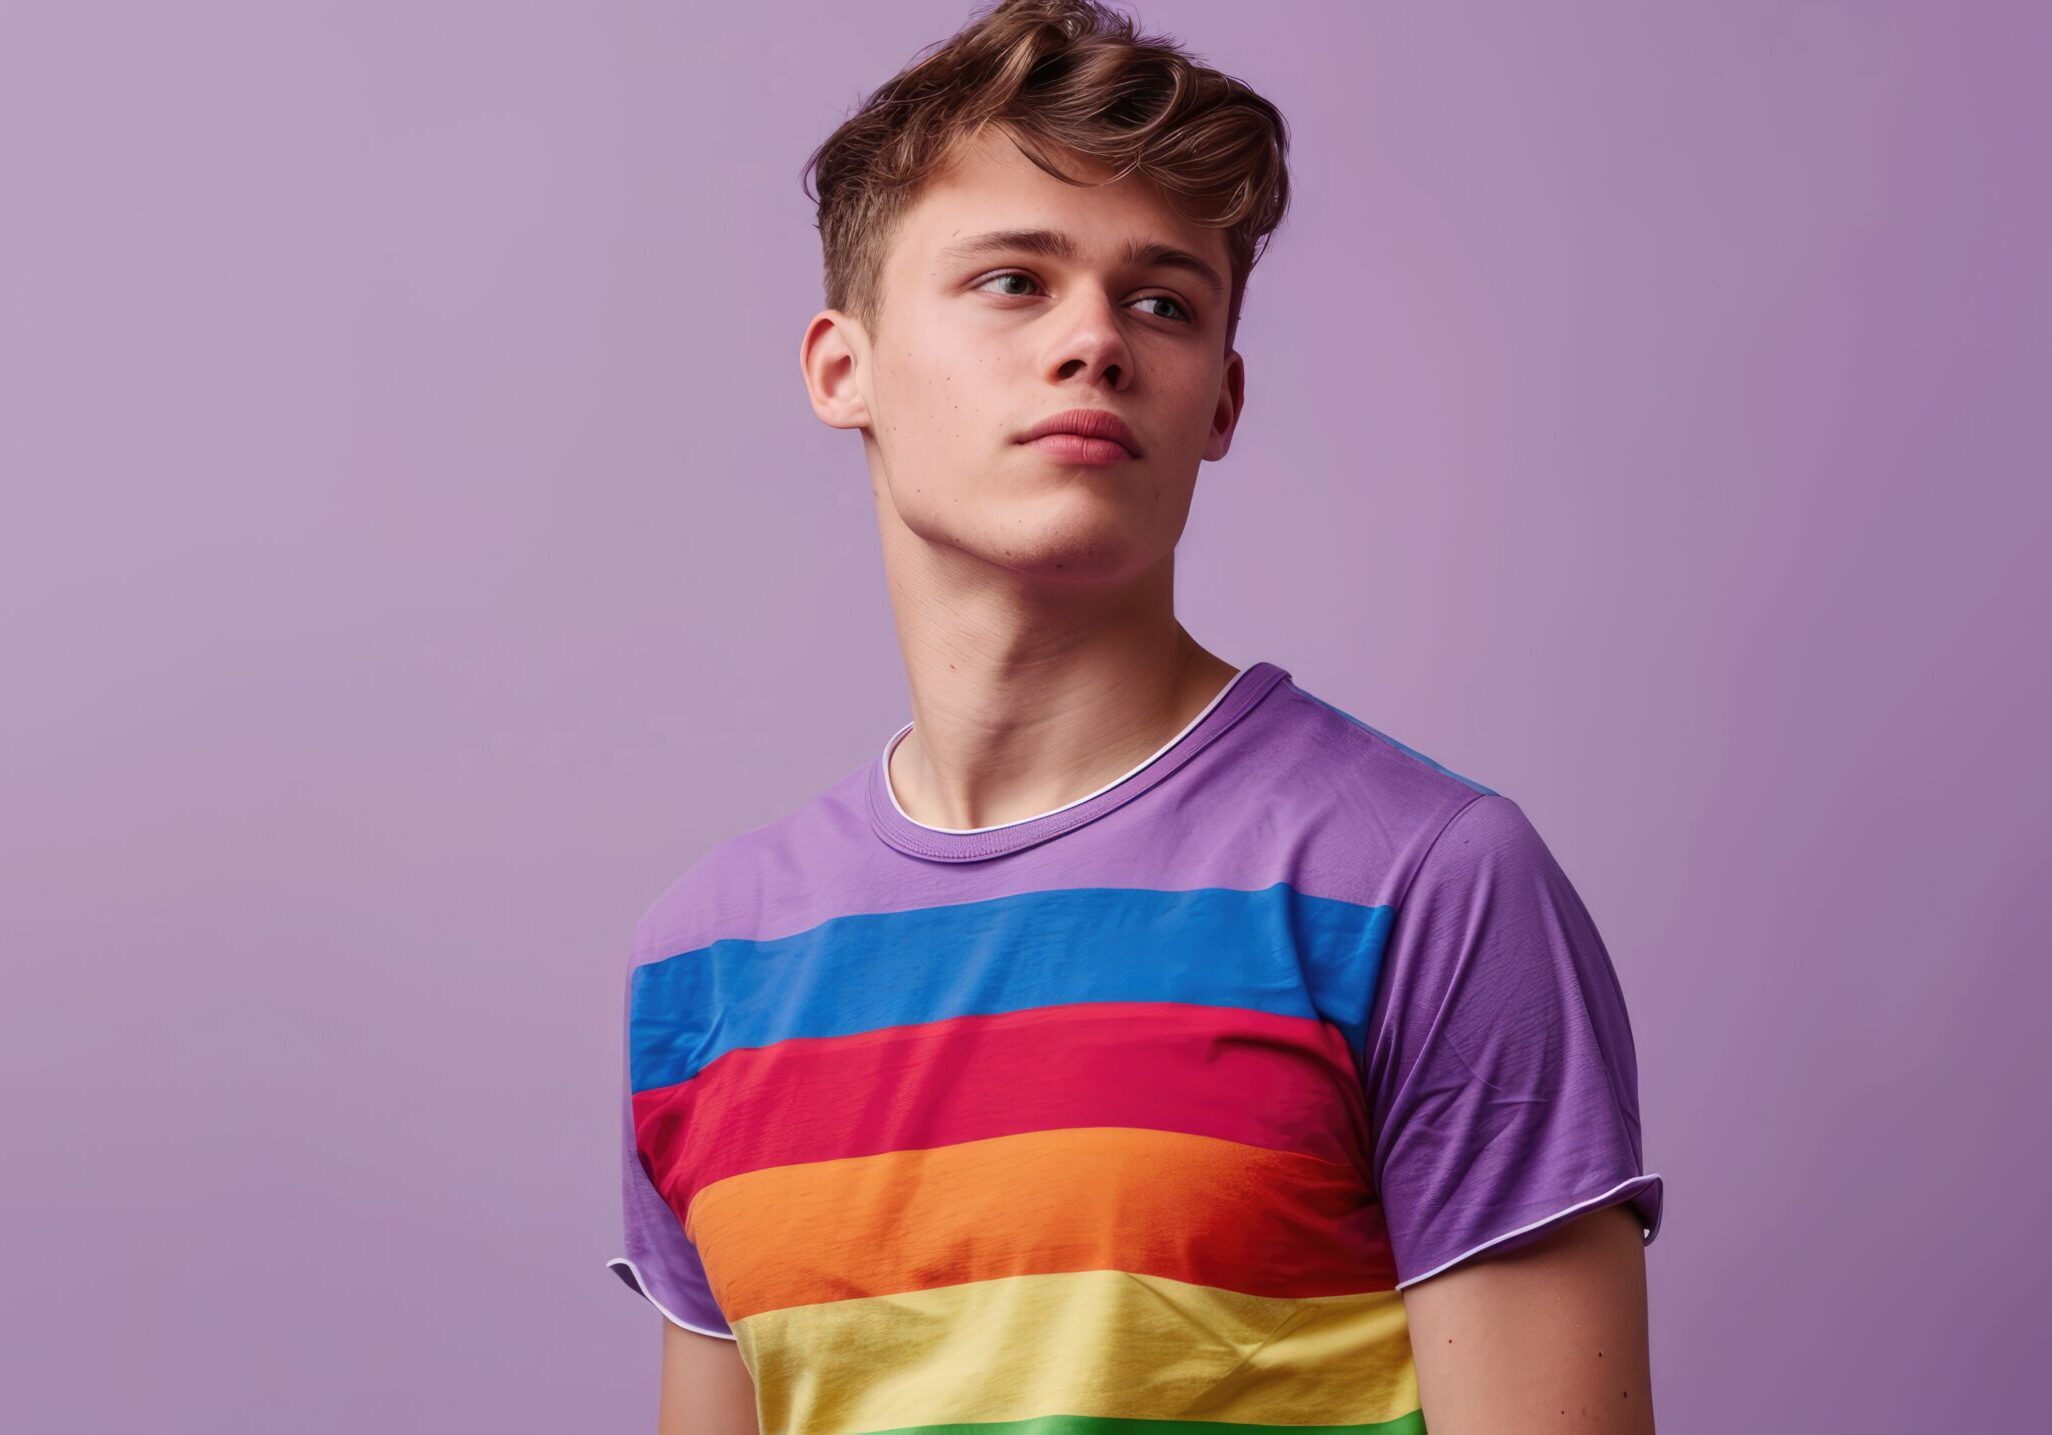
[975,271,1043,299]
[1133,294,1193,323]
[973,271,1195,324]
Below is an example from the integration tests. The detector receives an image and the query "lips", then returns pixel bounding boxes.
[1016,407,1142,458]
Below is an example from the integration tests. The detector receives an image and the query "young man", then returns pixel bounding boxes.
[609,3,1665,1432]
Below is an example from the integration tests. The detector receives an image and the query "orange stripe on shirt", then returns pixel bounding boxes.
[688,1123,1398,1321]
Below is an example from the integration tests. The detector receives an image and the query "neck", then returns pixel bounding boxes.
[879,542,1237,833]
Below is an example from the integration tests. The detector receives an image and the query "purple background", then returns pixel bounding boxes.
[4,2,2045,1429]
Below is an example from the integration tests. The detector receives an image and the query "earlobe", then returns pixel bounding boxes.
[1203,349,1245,461]
[800,309,872,431]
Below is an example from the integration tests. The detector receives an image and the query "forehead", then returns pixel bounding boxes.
[888,127,1228,277]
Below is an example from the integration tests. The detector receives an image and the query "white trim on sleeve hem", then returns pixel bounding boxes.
[606,1256,739,1341]
[1392,1173,1665,1291]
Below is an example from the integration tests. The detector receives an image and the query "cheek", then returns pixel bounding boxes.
[885,347,1000,449]
[1164,360,1226,449]
[869,365,987,491]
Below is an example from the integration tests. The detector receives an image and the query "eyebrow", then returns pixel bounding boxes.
[937,227,1227,303]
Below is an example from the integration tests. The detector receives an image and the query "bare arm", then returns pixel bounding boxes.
[656,1322,758,1435]
[1401,1203,1656,1434]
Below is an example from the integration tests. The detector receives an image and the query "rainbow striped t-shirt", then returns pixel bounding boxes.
[609,660,1663,1434]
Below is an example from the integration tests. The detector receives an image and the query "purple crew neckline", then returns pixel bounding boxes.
[865,660,1291,863]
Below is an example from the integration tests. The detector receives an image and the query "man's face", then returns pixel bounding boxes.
[839,127,1244,584]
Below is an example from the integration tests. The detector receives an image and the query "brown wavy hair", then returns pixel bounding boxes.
[800,0,1292,354]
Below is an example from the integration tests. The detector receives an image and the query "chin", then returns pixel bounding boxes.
[969,510,1166,583]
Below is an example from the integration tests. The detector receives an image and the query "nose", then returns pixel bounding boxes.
[1042,287,1135,391]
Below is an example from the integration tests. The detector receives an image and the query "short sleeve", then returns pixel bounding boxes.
[606,962,736,1340]
[1364,793,1665,1289]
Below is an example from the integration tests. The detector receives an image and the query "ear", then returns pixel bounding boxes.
[1203,348,1245,462]
[799,309,872,431]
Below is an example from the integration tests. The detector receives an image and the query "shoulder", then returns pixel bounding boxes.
[1247,675,1512,902]
[1270,677,1500,804]
[1413,789,1556,877]
[630,758,873,965]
